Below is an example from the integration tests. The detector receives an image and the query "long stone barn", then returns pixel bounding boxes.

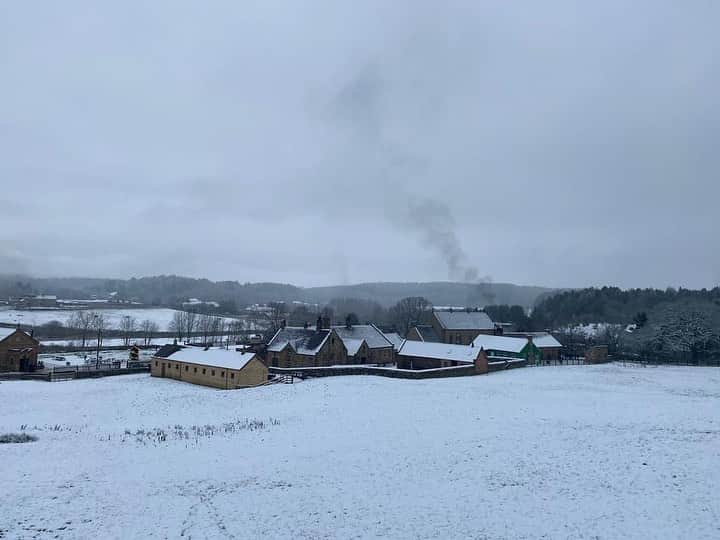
[151,345,268,389]
[396,340,489,373]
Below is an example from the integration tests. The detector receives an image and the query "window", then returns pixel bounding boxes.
[194,367,197,373]
[155,361,158,367]
[211,370,215,376]
[176,364,179,370]
[202,368,206,375]
[185,365,189,371]
[230,373,234,379]
[221,371,225,377]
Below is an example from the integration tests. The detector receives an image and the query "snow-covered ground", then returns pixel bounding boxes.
[0,308,248,331]
[0,365,718,539]
[40,348,157,368]
[39,337,172,348]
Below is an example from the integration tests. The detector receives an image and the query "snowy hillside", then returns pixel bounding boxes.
[0,366,718,539]
[0,308,245,331]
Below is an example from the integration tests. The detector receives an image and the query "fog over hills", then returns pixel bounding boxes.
[0,274,552,309]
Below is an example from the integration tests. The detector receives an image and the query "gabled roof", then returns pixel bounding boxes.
[164,347,257,370]
[397,340,481,363]
[343,338,367,356]
[433,310,495,331]
[411,325,441,343]
[532,334,563,348]
[331,324,393,350]
[471,334,529,354]
[267,327,331,356]
[0,327,37,344]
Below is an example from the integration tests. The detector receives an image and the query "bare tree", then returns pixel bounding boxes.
[140,319,159,346]
[198,313,213,344]
[119,315,137,347]
[184,310,198,343]
[389,297,432,336]
[259,302,286,341]
[90,312,108,365]
[68,310,94,348]
[228,319,244,345]
[168,311,186,342]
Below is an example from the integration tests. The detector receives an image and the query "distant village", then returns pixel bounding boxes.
[0,292,612,389]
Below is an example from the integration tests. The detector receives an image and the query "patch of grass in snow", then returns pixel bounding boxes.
[121,418,280,445]
[0,433,37,444]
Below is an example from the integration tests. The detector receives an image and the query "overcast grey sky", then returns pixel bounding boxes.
[1,1,718,289]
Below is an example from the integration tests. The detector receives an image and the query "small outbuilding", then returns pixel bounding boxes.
[471,334,540,362]
[0,328,39,372]
[151,345,268,389]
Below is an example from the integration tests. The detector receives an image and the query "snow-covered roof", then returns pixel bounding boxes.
[433,311,494,330]
[343,338,366,356]
[412,325,441,343]
[383,332,404,350]
[0,327,33,343]
[164,347,257,370]
[332,324,393,350]
[532,334,563,348]
[267,327,331,355]
[397,340,480,363]
[471,334,529,353]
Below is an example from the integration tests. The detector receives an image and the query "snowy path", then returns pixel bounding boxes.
[0,364,718,539]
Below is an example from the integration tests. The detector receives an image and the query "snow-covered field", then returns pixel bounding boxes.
[1,365,718,539]
[0,308,246,331]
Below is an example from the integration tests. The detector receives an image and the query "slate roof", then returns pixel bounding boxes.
[331,324,393,350]
[471,334,529,354]
[397,340,480,363]
[412,325,441,343]
[343,338,366,356]
[383,332,404,350]
[155,344,183,358]
[433,310,495,331]
[267,327,331,355]
[164,347,257,370]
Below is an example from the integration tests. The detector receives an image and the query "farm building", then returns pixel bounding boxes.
[0,327,39,372]
[151,345,268,389]
[408,309,498,345]
[266,326,346,368]
[396,340,489,373]
[471,334,540,362]
[504,332,564,361]
[331,324,395,365]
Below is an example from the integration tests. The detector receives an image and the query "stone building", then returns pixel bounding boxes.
[407,309,498,345]
[0,328,40,372]
[396,340,489,372]
[266,326,347,368]
[331,324,395,365]
[151,345,268,389]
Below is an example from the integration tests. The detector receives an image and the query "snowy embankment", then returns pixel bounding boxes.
[0,365,718,539]
[0,308,251,331]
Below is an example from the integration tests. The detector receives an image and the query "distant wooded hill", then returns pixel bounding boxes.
[531,286,720,328]
[0,274,553,310]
